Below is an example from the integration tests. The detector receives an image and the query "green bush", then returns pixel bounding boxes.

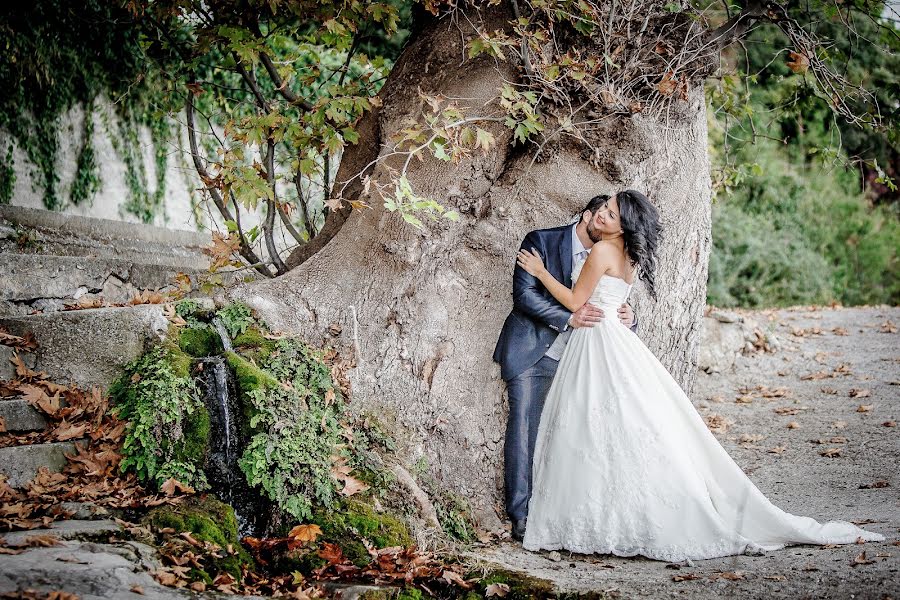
[237,338,347,521]
[110,339,210,490]
[708,131,899,307]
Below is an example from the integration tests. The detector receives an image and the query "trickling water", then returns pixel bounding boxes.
[212,317,234,353]
[198,356,253,536]
[195,320,268,538]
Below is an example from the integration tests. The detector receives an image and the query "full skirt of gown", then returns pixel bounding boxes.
[522,274,885,561]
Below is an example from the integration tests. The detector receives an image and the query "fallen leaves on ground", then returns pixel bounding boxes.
[859,480,890,489]
[0,345,186,533]
[703,414,734,434]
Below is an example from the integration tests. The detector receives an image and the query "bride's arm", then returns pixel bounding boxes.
[516,246,608,312]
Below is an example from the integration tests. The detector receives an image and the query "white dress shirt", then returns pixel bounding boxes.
[544,224,590,361]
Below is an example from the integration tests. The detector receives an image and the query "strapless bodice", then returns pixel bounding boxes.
[571,256,634,312]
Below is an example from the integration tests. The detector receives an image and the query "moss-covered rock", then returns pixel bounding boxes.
[226,351,278,396]
[310,498,413,568]
[232,326,277,362]
[143,495,253,579]
[178,326,223,358]
[470,568,556,600]
[111,335,210,490]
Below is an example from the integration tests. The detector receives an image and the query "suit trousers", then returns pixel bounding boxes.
[503,354,560,522]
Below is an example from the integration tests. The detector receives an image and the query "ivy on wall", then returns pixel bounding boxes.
[0,0,175,221]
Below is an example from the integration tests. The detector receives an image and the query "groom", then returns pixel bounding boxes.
[493,194,637,540]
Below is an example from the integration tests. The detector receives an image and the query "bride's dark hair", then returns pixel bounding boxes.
[615,189,661,300]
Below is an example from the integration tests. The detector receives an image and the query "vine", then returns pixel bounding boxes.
[0,0,174,219]
[0,143,14,205]
[69,102,101,206]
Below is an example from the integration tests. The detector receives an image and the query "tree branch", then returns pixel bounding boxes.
[185,93,273,278]
[259,51,315,111]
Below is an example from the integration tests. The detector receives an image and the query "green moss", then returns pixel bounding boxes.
[143,496,253,580]
[232,326,277,363]
[394,588,425,600]
[226,351,278,396]
[178,326,222,358]
[471,569,555,600]
[310,498,413,567]
[177,403,210,464]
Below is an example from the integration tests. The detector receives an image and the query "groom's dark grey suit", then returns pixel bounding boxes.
[493,223,638,522]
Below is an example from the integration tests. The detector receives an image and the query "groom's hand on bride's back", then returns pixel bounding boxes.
[569,303,604,328]
[617,303,635,328]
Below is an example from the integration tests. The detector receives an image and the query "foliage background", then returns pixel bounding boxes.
[0,1,896,306]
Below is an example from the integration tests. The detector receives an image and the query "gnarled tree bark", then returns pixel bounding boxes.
[231,4,712,530]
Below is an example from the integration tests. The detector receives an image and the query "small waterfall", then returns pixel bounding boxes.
[212,317,234,352]
[195,320,266,538]
[198,357,250,536]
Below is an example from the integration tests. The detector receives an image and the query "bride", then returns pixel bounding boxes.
[514,190,885,561]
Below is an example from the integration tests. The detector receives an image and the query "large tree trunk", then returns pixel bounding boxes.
[230,5,711,530]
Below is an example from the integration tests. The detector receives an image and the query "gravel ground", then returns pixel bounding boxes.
[468,305,899,599]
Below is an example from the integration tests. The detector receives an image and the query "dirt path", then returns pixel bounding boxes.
[467,306,899,599]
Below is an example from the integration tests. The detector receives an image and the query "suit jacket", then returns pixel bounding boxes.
[493,224,638,381]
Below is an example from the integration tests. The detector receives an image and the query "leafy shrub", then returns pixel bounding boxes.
[708,125,899,307]
[110,340,210,490]
[237,338,346,521]
[216,301,255,338]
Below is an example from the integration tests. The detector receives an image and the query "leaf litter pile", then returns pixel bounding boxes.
[0,327,484,598]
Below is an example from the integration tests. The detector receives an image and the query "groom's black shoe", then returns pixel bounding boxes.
[511,517,527,541]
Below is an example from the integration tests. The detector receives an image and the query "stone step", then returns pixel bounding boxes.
[0,205,212,265]
[0,252,221,316]
[0,439,86,488]
[0,396,47,432]
[0,344,36,381]
[1,519,121,547]
[0,304,169,390]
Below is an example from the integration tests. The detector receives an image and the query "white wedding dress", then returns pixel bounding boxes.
[522,258,885,561]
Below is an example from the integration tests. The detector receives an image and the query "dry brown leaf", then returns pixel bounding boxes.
[786,50,810,73]
[883,420,896,427]
[485,582,510,597]
[441,569,473,589]
[160,477,195,497]
[787,422,801,429]
[672,572,703,581]
[719,571,745,580]
[849,389,871,398]
[339,475,370,497]
[820,448,842,458]
[851,551,877,566]
[288,523,323,543]
[856,404,873,413]
[52,420,87,441]
[859,480,890,489]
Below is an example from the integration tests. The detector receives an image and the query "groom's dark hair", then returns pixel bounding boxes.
[579,194,611,220]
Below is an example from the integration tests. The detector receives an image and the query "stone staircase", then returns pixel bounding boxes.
[0,205,216,315]
[0,206,223,488]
